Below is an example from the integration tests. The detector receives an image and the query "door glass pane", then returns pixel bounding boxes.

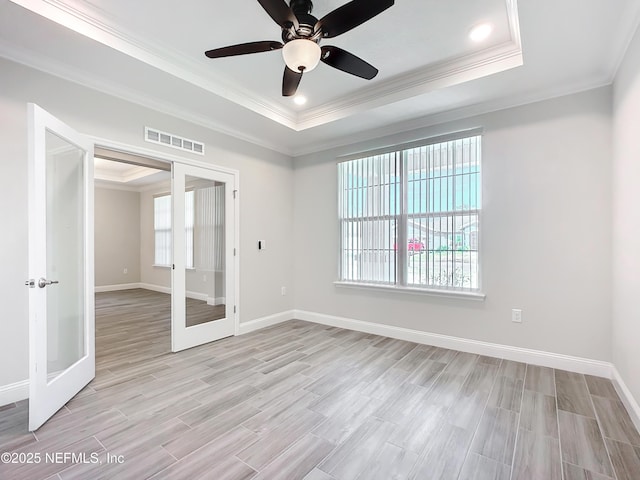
[184,175,226,328]
[46,130,86,382]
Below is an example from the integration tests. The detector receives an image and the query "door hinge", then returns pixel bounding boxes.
[234,305,237,314]
[233,190,237,199]
[172,264,175,270]
[233,248,236,256]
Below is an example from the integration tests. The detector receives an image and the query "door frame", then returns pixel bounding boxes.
[90,135,241,336]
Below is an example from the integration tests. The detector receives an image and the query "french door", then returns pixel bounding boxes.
[171,163,236,351]
[26,104,95,431]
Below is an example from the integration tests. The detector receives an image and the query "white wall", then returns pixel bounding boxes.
[612,27,640,408]
[0,57,294,389]
[293,88,613,361]
[94,186,141,286]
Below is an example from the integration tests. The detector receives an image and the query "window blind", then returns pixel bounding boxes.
[338,133,481,292]
[153,191,195,268]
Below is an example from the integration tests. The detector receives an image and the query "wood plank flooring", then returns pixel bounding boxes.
[186,297,225,327]
[1,289,639,479]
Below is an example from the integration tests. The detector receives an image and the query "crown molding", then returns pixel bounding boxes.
[7,0,297,128]
[1,32,610,162]
[291,74,612,157]
[0,40,295,156]
[8,0,522,131]
[295,0,522,130]
[94,179,142,192]
[295,42,523,130]
[95,177,172,193]
[607,0,640,82]
[94,164,161,184]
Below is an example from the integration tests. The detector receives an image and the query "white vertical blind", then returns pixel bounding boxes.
[213,185,225,272]
[154,191,195,268]
[195,185,224,272]
[154,194,171,266]
[338,152,398,284]
[184,190,194,269]
[338,134,481,291]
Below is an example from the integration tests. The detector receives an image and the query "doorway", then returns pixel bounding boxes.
[92,147,238,355]
[93,149,173,363]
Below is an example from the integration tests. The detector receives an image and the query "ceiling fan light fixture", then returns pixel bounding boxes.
[282,39,321,72]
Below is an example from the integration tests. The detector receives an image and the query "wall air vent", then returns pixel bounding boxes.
[144,127,205,156]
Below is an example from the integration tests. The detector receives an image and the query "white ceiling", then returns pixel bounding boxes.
[94,158,168,188]
[1,0,639,156]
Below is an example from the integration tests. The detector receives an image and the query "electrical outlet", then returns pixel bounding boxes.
[123,268,128,275]
[512,309,522,323]
[281,286,286,296]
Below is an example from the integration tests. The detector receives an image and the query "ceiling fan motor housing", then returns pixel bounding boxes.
[283,0,318,42]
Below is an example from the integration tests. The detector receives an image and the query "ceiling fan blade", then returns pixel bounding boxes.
[316,0,394,39]
[205,41,283,58]
[320,46,378,80]
[257,0,299,30]
[283,66,303,96]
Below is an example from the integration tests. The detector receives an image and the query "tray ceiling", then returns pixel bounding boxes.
[1,0,639,155]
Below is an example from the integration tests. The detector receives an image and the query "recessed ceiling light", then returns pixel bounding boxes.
[294,95,307,106]
[469,23,493,42]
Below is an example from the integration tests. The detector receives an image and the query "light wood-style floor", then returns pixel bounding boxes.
[1,289,639,479]
[186,297,225,327]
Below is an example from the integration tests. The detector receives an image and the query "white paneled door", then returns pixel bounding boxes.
[26,104,95,431]
[171,163,236,352]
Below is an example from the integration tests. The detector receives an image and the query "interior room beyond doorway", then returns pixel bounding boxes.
[93,148,227,356]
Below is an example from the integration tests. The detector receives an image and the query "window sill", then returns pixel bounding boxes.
[333,281,486,300]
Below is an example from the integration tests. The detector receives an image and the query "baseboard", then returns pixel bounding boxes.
[98,283,217,305]
[95,283,142,293]
[208,297,226,306]
[5,308,636,420]
[238,310,294,335]
[293,310,613,378]
[138,283,171,295]
[136,283,209,302]
[0,380,29,407]
[186,291,208,302]
[611,366,640,434]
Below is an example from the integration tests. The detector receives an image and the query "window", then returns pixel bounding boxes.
[338,132,481,292]
[153,191,194,268]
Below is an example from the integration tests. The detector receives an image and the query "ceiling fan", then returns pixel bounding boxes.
[204,0,394,97]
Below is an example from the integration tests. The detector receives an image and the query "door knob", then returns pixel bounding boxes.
[38,278,59,288]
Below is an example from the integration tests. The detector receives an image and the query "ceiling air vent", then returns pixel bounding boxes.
[144,127,205,156]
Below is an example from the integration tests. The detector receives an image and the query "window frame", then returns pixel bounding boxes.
[153,192,172,268]
[153,190,195,269]
[336,128,484,299]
